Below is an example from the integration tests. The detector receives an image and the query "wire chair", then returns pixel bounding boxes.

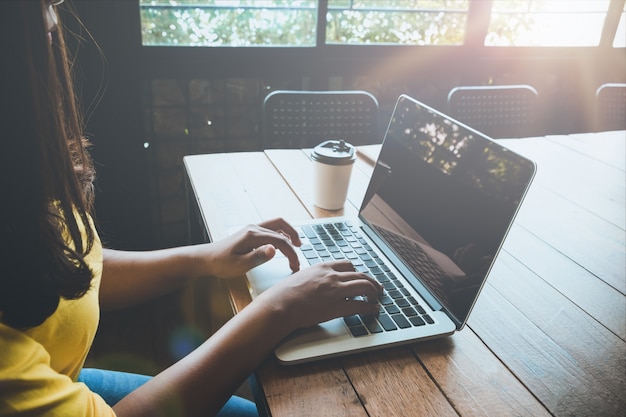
[262,90,380,149]
[447,84,540,138]
[595,83,626,131]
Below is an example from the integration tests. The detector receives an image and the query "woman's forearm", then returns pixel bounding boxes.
[98,220,301,311]
[112,293,290,417]
[99,246,210,311]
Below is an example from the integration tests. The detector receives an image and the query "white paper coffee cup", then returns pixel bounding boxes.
[311,140,356,210]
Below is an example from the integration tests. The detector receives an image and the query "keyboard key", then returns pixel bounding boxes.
[303,250,318,260]
[385,305,400,315]
[343,315,361,327]
[379,295,394,305]
[313,243,325,251]
[388,290,403,300]
[349,326,369,337]
[391,314,411,329]
[402,307,418,317]
[361,315,383,333]
[363,259,377,268]
[377,314,398,331]
[360,254,373,263]
[301,225,317,239]
[409,316,426,326]
[396,299,410,308]
[376,274,390,283]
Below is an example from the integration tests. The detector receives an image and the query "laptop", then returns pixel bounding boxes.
[245,94,536,365]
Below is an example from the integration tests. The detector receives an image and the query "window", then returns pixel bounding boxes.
[140,0,621,48]
[139,0,469,47]
[140,0,317,46]
[325,0,469,45]
[485,0,611,47]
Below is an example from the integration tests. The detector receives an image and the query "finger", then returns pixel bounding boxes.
[268,237,300,272]
[326,259,356,272]
[329,266,383,293]
[259,218,302,246]
[259,229,301,272]
[339,279,382,304]
[245,244,276,269]
[242,226,300,272]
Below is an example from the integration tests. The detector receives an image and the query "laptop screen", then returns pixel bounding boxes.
[359,95,535,327]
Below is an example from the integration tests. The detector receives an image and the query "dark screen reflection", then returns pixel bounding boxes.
[359,96,535,324]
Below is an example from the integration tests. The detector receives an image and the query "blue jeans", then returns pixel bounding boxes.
[78,368,259,417]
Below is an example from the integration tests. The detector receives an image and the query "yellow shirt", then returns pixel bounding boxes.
[0,214,115,416]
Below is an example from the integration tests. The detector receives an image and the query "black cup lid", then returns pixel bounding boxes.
[311,139,356,165]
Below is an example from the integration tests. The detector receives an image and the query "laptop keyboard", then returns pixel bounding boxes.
[298,221,435,338]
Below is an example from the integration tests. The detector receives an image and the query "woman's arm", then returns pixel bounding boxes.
[112,261,382,417]
[99,246,201,311]
[99,218,302,311]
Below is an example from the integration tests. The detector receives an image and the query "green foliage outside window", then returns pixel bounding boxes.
[140,0,468,46]
[326,0,469,45]
[139,0,613,48]
[140,0,317,46]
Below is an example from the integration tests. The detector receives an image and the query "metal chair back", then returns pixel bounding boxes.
[595,83,626,131]
[447,85,540,138]
[262,90,379,148]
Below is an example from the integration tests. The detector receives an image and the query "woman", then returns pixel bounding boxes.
[0,1,382,416]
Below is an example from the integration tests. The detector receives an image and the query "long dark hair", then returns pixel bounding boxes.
[0,0,97,330]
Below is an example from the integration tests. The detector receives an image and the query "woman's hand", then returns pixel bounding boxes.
[201,218,302,279]
[257,260,383,332]
[112,260,382,417]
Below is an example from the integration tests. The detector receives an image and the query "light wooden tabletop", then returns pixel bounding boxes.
[184,130,625,417]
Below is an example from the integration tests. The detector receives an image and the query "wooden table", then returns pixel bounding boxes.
[184,131,625,417]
